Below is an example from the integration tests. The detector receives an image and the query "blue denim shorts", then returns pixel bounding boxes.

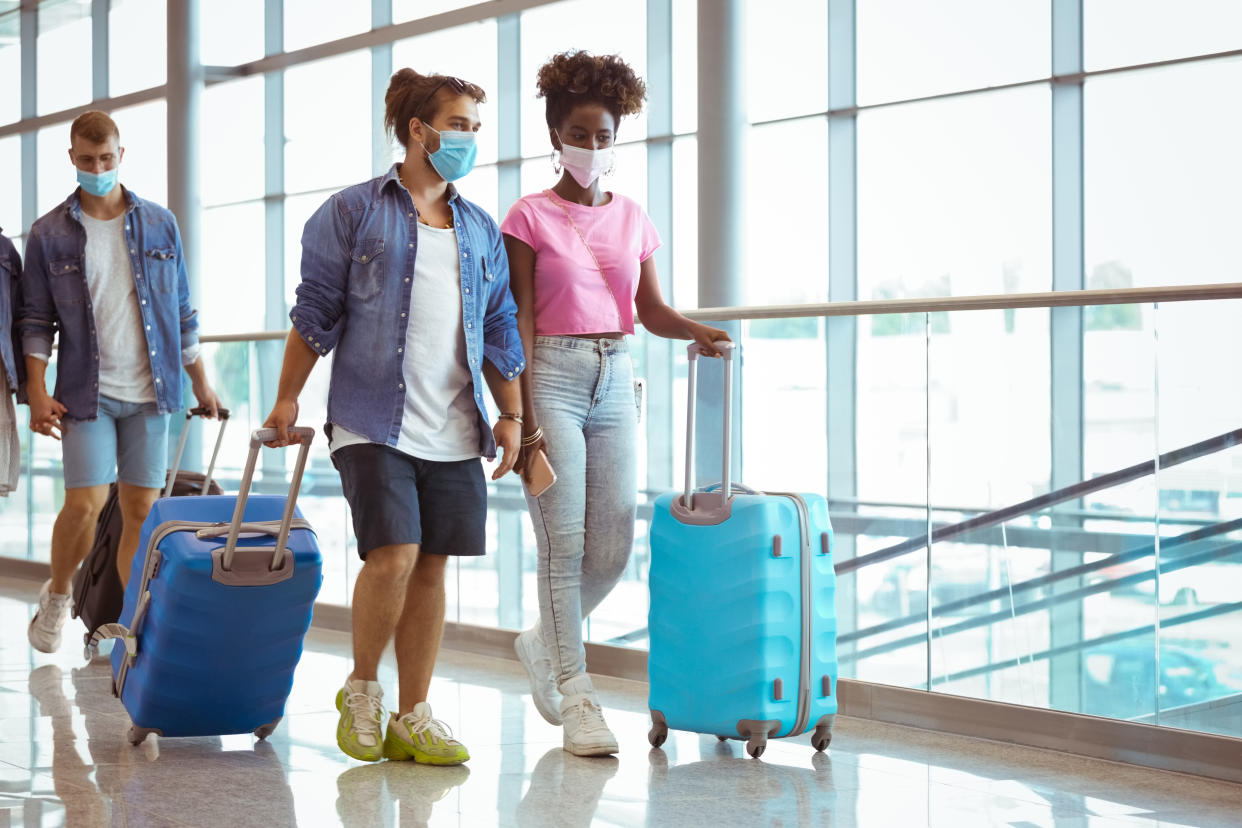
[61,395,170,490]
[331,442,487,560]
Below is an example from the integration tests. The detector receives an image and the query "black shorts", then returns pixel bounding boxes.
[331,443,487,560]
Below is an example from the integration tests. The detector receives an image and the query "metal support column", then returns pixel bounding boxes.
[1049,0,1086,714]
[497,14,521,214]
[371,0,392,177]
[694,0,745,487]
[645,0,675,490]
[167,0,203,470]
[91,0,108,101]
[259,0,286,484]
[20,1,37,234]
[827,0,860,662]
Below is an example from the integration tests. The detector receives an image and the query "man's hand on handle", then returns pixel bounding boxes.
[263,398,301,448]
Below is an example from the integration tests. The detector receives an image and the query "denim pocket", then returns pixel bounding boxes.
[144,247,178,293]
[48,257,86,304]
[348,238,385,301]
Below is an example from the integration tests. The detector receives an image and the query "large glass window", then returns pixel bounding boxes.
[36,122,71,215]
[0,135,20,233]
[393,0,475,24]
[744,0,827,123]
[858,87,1052,301]
[0,9,20,125]
[671,0,696,136]
[109,0,166,96]
[201,201,266,334]
[284,52,371,194]
[283,0,369,53]
[111,99,167,205]
[37,0,92,115]
[1085,60,1242,288]
[1085,0,1242,71]
[392,19,500,167]
[202,77,265,207]
[856,0,1050,105]
[200,0,264,66]
[518,0,648,157]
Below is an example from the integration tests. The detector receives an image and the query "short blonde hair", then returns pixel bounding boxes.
[70,110,120,145]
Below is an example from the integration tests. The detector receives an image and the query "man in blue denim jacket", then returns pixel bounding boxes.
[0,228,22,497]
[20,111,222,654]
[263,70,524,767]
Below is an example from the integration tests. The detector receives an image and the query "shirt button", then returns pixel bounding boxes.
[466,322,472,328]
[360,255,367,262]
[155,378,162,383]
[398,383,404,390]
[408,212,413,218]
[130,249,135,254]
[464,288,470,294]
[146,325,151,330]
[141,299,146,305]
[400,312,407,318]
[404,278,410,283]
[397,347,403,353]
[150,350,156,356]
[506,371,513,377]
[408,243,413,248]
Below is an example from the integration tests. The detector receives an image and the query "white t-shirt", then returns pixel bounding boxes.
[81,213,155,403]
[330,223,481,461]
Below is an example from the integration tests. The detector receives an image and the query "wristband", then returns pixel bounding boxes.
[498,412,524,425]
[521,427,544,447]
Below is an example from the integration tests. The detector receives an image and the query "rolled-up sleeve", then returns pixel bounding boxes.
[481,223,524,378]
[171,215,200,351]
[18,229,57,360]
[290,194,351,355]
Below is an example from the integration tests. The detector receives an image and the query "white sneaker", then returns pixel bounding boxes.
[559,674,618,757]
[28,580,72,654]
[515,627,562,725]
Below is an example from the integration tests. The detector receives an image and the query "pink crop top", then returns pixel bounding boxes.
[500,190,661,336]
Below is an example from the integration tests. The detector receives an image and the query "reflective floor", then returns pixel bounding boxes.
[2,577,1241,827]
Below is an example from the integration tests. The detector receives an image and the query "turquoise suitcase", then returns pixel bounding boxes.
[647,343,838,758]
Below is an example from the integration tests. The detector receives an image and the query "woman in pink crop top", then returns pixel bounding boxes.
[500,50,729,757]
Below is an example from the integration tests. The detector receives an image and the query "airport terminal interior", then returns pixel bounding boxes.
[2,0,1241,826]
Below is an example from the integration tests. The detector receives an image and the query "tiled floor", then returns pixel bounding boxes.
[2,576,1241,827]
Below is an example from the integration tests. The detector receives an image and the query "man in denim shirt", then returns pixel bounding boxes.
[264,70,524,767]
[0,228,22,497]
[20,111,222,654]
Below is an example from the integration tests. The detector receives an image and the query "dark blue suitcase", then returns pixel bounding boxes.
[647,343,838,758]
[92,427,323,745]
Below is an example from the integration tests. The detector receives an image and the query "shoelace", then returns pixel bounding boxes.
[400,712,458,744]
[36,596,70,631]
[572,697,609,732]
[344,691,385,735]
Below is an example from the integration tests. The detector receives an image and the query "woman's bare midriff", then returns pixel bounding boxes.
[564,331,625,340]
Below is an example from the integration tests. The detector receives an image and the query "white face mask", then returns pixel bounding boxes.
[558,142,615,188]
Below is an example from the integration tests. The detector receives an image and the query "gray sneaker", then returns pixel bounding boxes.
[28,580,72,654]
[515,627,562,725]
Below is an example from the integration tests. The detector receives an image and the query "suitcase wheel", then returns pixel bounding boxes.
[746,733,767,759]
[254,718,282,741]
[716,735,730,742]
[128,725,158,746]
[812,724,832,752]
[647,719,668,749]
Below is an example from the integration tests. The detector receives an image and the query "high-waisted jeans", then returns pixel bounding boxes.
[525,335,638,685]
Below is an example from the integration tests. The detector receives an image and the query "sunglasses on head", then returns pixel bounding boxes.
[414,76,471,122]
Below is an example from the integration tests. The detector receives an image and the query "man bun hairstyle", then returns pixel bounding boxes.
[536,51,646,130]
[70,110,120,144]
[384,68,487,149]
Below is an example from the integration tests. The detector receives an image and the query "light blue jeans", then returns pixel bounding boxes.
[526,336,638,686]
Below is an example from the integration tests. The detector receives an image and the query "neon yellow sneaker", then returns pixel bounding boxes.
[335,678,386,762]
[383,702,470,765]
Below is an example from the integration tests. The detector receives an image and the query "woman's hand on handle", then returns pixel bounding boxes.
[689,323,733,358]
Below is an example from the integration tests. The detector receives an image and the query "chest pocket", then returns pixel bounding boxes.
[348,238,386,301]
[48,257,86,305]
[144,247,178,293]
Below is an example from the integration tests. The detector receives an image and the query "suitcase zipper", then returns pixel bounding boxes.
[770,492,814,738]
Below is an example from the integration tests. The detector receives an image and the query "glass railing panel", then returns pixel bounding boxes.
[842,312,930,689]
[1154,299,1242,738]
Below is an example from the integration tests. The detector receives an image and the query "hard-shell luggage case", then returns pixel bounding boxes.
[72,407,229,654]
[92,427,323,745]
[647,342,838,758]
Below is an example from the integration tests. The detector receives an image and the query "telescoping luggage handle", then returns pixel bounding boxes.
[683,340,737,514]
[221,427,315,572]
[164,406,232,498]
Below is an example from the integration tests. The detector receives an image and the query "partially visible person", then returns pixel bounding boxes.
[0,228,22,497]
[20,110,221,655]
[501,51,730,757]
[263,69,524,766]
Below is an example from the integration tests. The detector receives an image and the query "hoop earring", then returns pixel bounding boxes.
[605,163,615,177]
[551,149,562,174]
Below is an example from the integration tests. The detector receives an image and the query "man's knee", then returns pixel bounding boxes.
[116,484,159,521]
[410,552,448,588]
[59,485,109,526]
[363,544,419,582]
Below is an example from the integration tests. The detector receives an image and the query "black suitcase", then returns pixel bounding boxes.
[71,407,229,654]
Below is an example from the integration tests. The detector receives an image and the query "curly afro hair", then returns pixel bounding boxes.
[536,51,646,132]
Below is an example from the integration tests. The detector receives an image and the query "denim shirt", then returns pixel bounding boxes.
[18,189,200,419]
[291,165,524,460]
[0,230,21,392]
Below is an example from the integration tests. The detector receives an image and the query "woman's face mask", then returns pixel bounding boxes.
[557,138,615,188]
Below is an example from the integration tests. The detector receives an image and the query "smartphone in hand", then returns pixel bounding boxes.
[524,449,557,497]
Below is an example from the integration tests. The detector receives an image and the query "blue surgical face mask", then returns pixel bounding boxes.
[77,167,119,197]
[422,125,478,182]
